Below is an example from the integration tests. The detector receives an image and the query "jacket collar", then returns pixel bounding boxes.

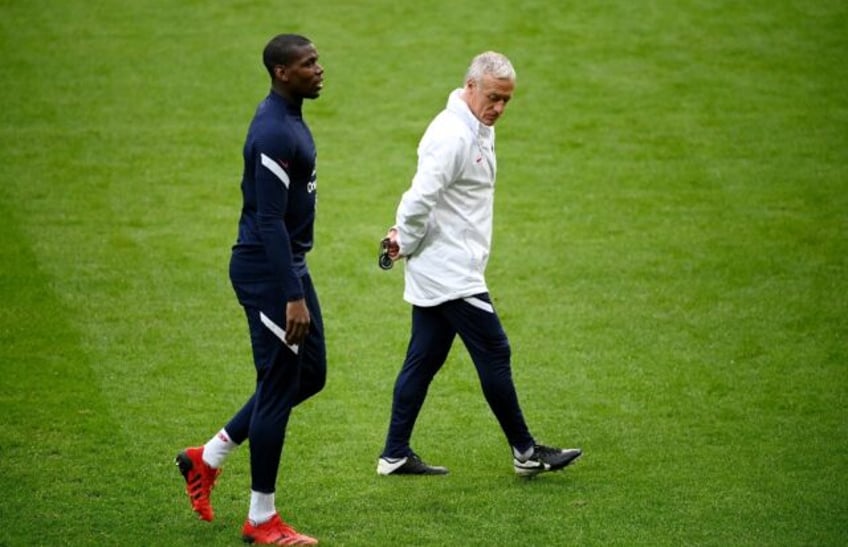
[269,89,303,117]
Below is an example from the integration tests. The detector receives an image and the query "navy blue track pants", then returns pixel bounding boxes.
[382,293,534,458]
[225,273,326,493]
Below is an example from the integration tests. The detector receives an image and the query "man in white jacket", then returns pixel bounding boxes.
[377,51,582,476]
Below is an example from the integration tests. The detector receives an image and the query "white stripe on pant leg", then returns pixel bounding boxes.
[463,296,494,313]
[259,311,300,354]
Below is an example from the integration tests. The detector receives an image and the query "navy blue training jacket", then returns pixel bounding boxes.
[230,91,318,302]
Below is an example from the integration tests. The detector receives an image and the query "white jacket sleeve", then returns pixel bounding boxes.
[395,116,467,257]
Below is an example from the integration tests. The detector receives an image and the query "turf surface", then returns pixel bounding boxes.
[1,0,846,545]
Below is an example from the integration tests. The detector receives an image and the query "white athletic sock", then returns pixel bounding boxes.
[203,428,238,468]
[248,490,276,525]
[513,445,534,461]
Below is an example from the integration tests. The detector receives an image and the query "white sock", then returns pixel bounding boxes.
[203,428,238,468]
[249,490,276,525]
[513,445,534,461]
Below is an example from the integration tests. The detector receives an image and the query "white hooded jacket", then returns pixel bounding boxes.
[395,88,497,307]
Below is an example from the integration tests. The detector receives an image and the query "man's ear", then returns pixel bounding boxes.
[273,64,287,81]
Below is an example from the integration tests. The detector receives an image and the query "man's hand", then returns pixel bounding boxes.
[384,228,401,260]
[285,298,310,346]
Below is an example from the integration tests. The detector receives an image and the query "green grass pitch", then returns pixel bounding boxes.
[1,0,846,545]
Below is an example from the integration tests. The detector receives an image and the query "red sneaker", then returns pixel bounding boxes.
[175,446,221,521]
[242,513,318,545]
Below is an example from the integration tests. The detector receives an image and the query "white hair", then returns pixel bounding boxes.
[464,51,516,84]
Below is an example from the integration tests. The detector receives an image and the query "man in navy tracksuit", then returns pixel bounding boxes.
[176,34,324,546]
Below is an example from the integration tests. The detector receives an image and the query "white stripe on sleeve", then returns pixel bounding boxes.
[260,153,291,188]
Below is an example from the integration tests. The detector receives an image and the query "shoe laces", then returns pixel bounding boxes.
[532,444,561,458]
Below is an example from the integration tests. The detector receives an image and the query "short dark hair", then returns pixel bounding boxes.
[263,34,312,76]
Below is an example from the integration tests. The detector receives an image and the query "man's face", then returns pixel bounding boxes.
[280,44,324,99]
[464,74,514,126]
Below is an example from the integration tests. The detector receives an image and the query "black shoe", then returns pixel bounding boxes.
[513,444,582,477]
[377,452,449,475]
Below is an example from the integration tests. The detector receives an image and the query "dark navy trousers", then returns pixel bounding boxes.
[225,273,326,493]
[382,293,534,458]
